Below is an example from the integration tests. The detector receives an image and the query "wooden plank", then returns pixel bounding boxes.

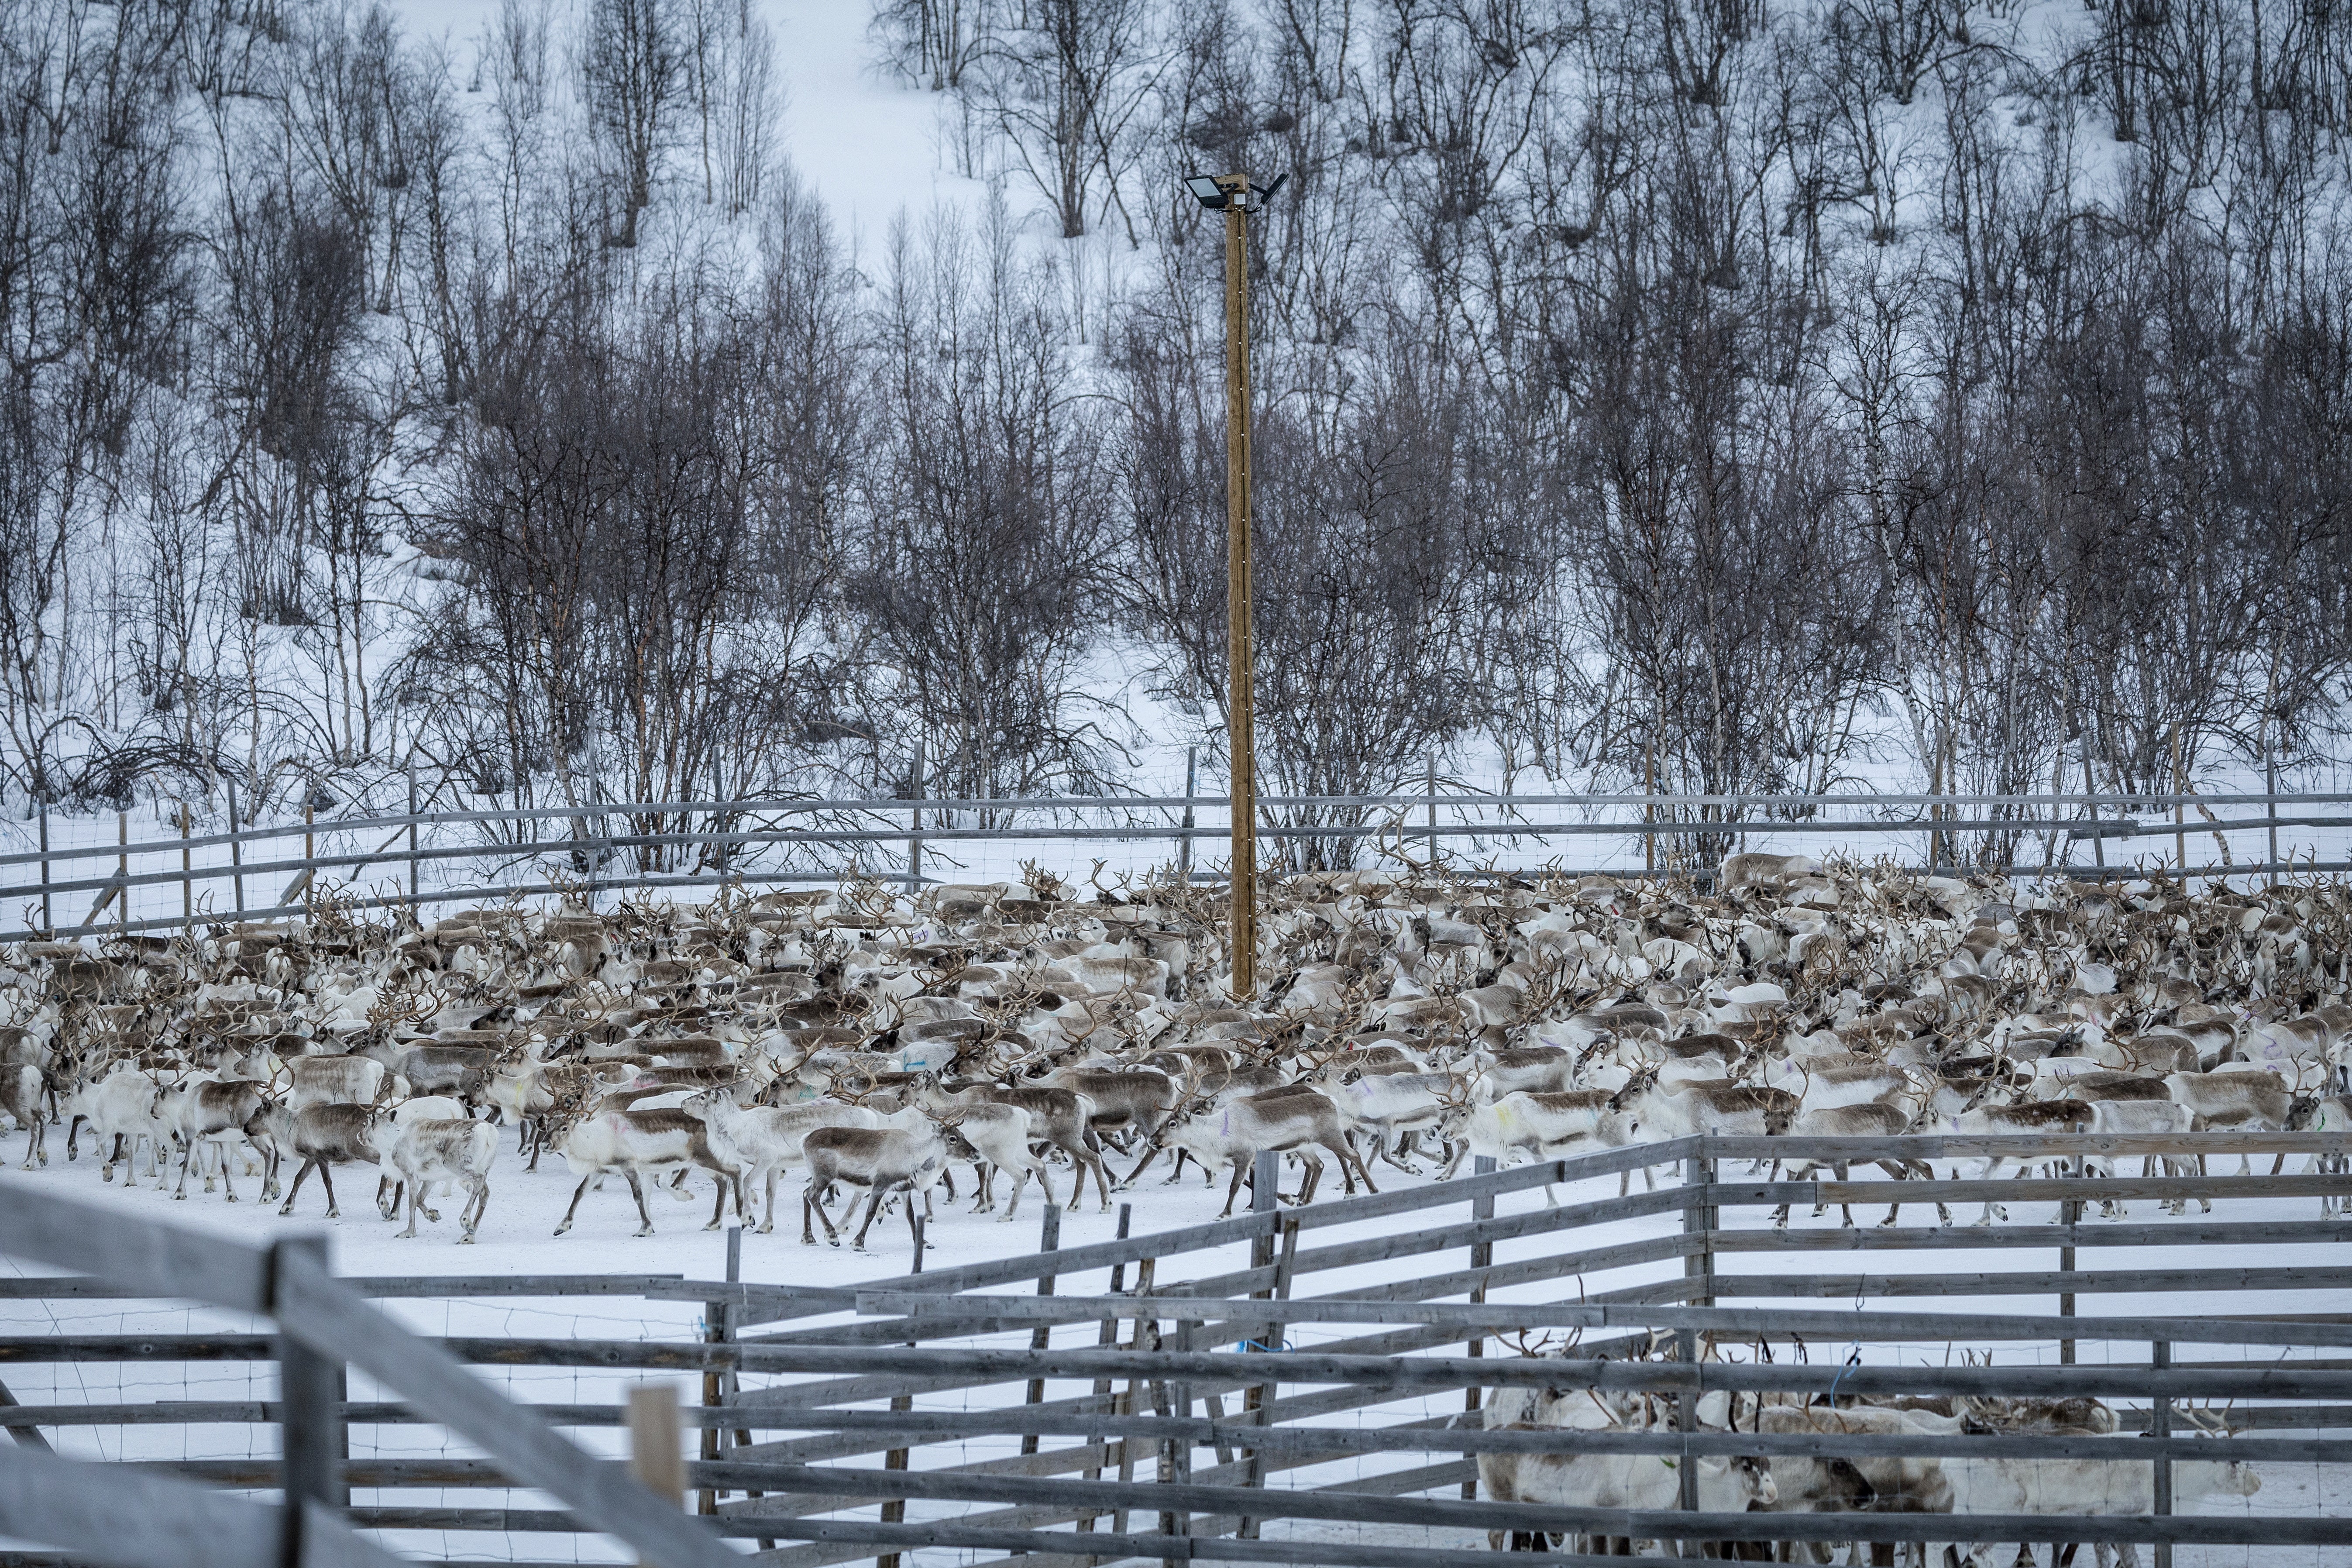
[699,1459,2352,1547]
[1709,1131,2352,1159]
[0,1178,269,1315]
[748,1520,1799,1568]
[846,1293,2352,1348]
[0,1443,399,1568]
[1648,1265,2352,1302]
[691,1411,2352,1466]
[1713,1175,2352,1204]
[1711,1218,2352,1252]
[714,1339,2352,1400]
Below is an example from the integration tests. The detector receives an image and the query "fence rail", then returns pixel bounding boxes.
[5,788,2349,943]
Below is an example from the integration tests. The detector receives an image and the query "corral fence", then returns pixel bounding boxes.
[2,1129,2349,1566]
[6,787,2352,943]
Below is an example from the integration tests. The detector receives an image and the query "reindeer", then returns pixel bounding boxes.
[551,1109,743,1237]
[384,1119,498,1241]
[680,1089,882,1232]
[799,1118,976,1252]
[1140,1091,1377,1216]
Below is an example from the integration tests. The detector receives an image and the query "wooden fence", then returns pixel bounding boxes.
[2,1129,2350,1566]
[6,789,2349,941]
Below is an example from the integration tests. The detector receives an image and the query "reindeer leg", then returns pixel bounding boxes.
[316,1162,341,1219]
[278,1159,314,1217]
[760,1167,781,1234]
[460,1176,486,1243]
[852,1187,890,1250]
[401,1179,421,1239]
[1218,1159,1248,1219]
[706,1173,729,1231]
[216,1145,237,1204]
[1297,1155,1324,1207]
[626,1169,655,1236]
[904,1189,927,1254]
[556,1174,595,1235]
[1085,1145,1115,1211]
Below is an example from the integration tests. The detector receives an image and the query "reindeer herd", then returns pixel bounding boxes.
[0,856,2343,1260]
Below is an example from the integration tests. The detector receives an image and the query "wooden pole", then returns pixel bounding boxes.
[179,803,192,932]
[1425,752,1438,871]
[1219,172,1257,1001]
[227,778,245,915]
[1464,1153,1496,1499]
[1021,1204,1062,1456]
[878,1218,922,1568]
[626,1383,686,1507]
[908,741,924,887]
[303,799,315,921]
[2080,736,2104,873]
[1648,766,1661,873]
[2060,1151,2081,1365]
[272,1235,346,1568]
[115,810,128,936]
[406,764,420,910]
[2266,741,2280,877]
[2151,1340,2173,1568]
[698,1227,737,1517]
[2172,723,2187,877]
[35,803,49,934]
[1179,745,1197,881]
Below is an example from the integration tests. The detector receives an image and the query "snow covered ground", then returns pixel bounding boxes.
[2,1132,2345,1566]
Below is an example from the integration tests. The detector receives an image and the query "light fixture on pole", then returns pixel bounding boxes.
[1188,169,1283,1001]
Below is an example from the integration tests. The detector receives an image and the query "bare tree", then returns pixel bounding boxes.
[581,0,684,248]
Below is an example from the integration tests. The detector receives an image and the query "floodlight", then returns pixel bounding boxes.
[1186,175,1228,209]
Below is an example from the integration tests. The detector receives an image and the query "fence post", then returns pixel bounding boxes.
[35,803,49,935]
[270,1235,345,1568]
[179,803,192,933]
[1674,1325,1699,1524]
[2266,746,2280,876]
[2152,1341,2173,1568]
[302,800,314,921]
[406,764,420,911]
[1021,1204,1062,1456]
[1079,1200,1132,1541]
[1684,1148,1717,1307]
[698,1227,739,1518]
[2080,741,2106,871]
[227,778,245,916]
[1644,744,1656,876]
[1463,1152,1497,1499]
[1239,1164,1281,1536]
[115,809,128,935]
[1179,745,1197,881]
[2172,723,2187,876]
[907,742,924,887]
[1166,1319,1197,1563]
[709,756,726,874]
[875,1218,921,1568]
[1425,752,1438,869]
[1114,1253,1156,1541]
[2060,1152,2081,1364]
[627,1382,686,1505]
